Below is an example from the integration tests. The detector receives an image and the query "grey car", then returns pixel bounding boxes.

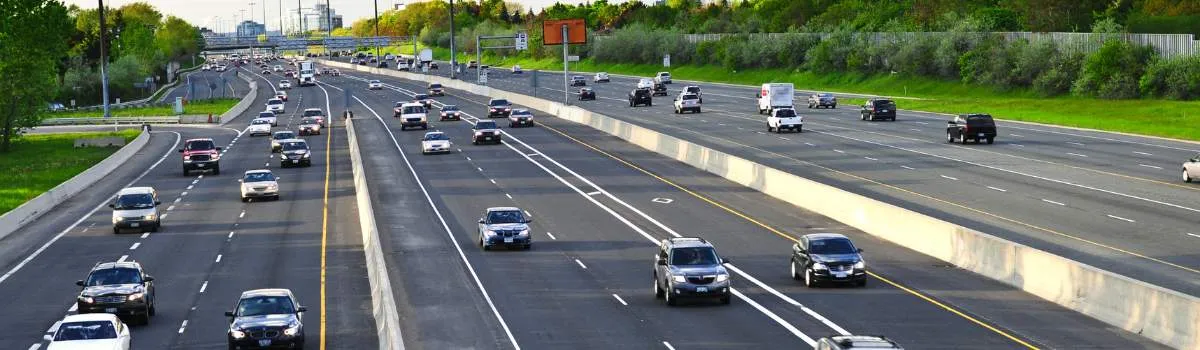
[653,237,731,306]
[808,93,837,109]
[477,207,533,250]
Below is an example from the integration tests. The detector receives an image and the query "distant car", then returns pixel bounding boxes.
[225,289,306,349]
[421,131,452,155]
[301,108,326,126]
[653,237,731,306]
[487,98,512,117]
[578,87,596,100]
[331,69,341,76]
[215,65,228,72]
[298,117,322,136]
[261,70,271,75]
[413,93,433,108]
[570,75,586,86]
[429,62,439,69]
[47,313,131,350]
[376,61,389,68]
[274,91,288,102]
[255,111,278,127]
[1183,154,1200,183]
[468,60,478,68]
[652,82,668,96]
[273,65,283,72]
[683,85,702,103]
[472,120,501,145]
[476,207,533,250]
[397,103,428,130]
[271,131,296,152]
[279,80,292,89]
[277,138,312,167]
[266,98,285,115]
[654,71,672,84]
[180,138,222,176]
[508,109,534,127]
[629,88,652,107]
[511,65,523,74]
[946,113,997,144]
[815,335,904,350]
[594,72,610,83]
[860,98,897,121]
[201,64,211,71]
[248,118,273,136]
[240,169,280,201]
[439,105,462,121]
[75,261,156,324]
[428,83,445,96]
[637,78,654,90]
[367,80,383,90]
[791,233,867,287]
[673,93,701,114]
[48,102,66,111]
[807,93,837,109]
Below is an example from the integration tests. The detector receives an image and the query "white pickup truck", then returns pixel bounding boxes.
[766,107,802,133]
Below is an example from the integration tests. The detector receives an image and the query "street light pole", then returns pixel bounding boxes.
[98,0,111,118]
[297,0,303,34]
[325,0,332,56]
[448,0,456,79]
[373,0,380,58]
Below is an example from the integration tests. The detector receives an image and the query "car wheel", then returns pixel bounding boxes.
[986,137,994,144]
[241,197,248,203]
[960,134,968,144]
[149,303,156,316]
[664,287,677,306]
[947,132,954,143]
[648,101,652,107]
[790,261,801,280]
[113,227,120,234]
[423,124,428,130]
[654,278,664,299]
[861,114,866,121]
[720,295,731,305]
[767,126,773,132]
[183,168,189,176]
[480,236,490,251]
[890,117,896,121]
[1185,169,1192,183]
[524,244,531,250]
[804,268,817,288]
[213,166,220,175]
[856,278,867,288]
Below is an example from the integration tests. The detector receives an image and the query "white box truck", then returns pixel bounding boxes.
[297,61,316,86]
[757,83,794,114]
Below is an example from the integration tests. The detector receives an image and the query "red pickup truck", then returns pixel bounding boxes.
[180,138,222,176]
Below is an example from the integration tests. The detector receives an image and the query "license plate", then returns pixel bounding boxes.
[105,308,117,313]
[504,237,514,243]
[881,109,888,112]
[197,164,205,167]
[696,287,708,293]
[484,137,492,140]
[292,160,299,163]
[834,272,848,278]
[258,339,272,347]
[130,223,139,228]
[977,133,985,137]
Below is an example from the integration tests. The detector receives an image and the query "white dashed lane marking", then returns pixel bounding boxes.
[612,294,629,306]
[574,259,587,269]
[215,254,223,263]
[546,232,557,240]
[1106,214,1136,223]
[1042,199,1065,206]
[940,175,959,181]
[129,243,140,250]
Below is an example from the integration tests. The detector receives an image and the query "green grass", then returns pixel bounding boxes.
[49,98,242,119]
[487,55,1200,141]
[0,130,142,215]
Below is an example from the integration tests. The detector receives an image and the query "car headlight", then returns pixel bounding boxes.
[853,261,865,269]
[114,216,125,222]
[283,323,301,336]
[474,131,483,135]
[230,329,247,339]
[280,154,288,159]
[716,274,729,282]
[143,214,156,221]
[77,296,93,303]
[813,262,827,270]
[268,184,278,190]
[127,292,144,300]
[484,230,496,236]
[302,153,311,158]
[519,229,529,236]
[671,275,687,283]
[183,156,191,161]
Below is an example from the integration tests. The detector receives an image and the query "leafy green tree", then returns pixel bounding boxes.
[0,0,73,152]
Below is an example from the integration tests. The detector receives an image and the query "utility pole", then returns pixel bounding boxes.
[297,0,303,34]
[326,0,332,56]
[449,0,456,79]
[98,0,111,118]
[277,0,282,36]
[562,24,568,105]
[373,0,380,58]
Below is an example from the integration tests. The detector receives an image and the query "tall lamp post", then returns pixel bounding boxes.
[373,0,380,58]
[449,0,456,79]
[98,0,111,118]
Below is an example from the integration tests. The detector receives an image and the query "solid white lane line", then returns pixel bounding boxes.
[909,128,921,132]
[46,321,61,334]
[987,186,1007,192]
[141,233,150,239]
[505,193,513,200]
[1138,164,1162,170]
[1187,233,1200,239]
[915,122,928,125]
[546,232,557,240]
[662,341,675,350]
[199,281,208,293]
[177,320,188,334]
[68,303,77,312]
[117,255,128,262]
[215,254,222,263]
[1066,152,1088,158]
[1107,214,1136,223]
[863,157,878,161]
[574,259,588,269]
[732,289,817,345]
[1042,199,1066,206]
[611,294,628,306]
[900,165,915,170]
[833,149,845,153]
[1134,151,1154,156]
[1067,142,1085,146]
[1009,143,1025,147]
[129,243,140,250]
[804,142,815,146]
[29,344,41,350]
[1010,134,1024,137]
[940,175,958,181]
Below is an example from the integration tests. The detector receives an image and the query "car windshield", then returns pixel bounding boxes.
[402,106,425,114]
[369,80,380,84]
[244,172,275,182]
[281,141,308,151]
[682,94,698,100]
[873,100,896,107]
[113,193,153,210]
[267,100,282,105]
[430,84,442,88]
[572,76,583,80]
[818,93,834,98]
[487,210,525,224]
[775,109,796,118]
[186,140,216,151]
[303,110,323,117]
[236,296,296,316]
[300,118,319,125]
[512,110,530,116]
[441,105,458,112]
[85,267,141,286]
[252,119,270,125]
[489,99,509,106]
[670,247,719,266]
[686,87,699,93]
[53,321,117,341]
[414,94,429,100]
[476,121,497,129]
[273,132,294,140]
[809,238,857,255]
[280,81,288,84]
[423,133,448,141]
[966,115,995,125]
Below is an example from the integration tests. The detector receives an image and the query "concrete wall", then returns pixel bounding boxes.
[219,74,259,126]
[318,58,1200,349]
[0,130,150,242]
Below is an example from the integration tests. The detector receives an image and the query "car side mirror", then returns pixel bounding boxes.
[857,248,864,253]
[154,201,161,206]
[43,335,53,342]
[656,259,667,266]
[108,204,115,208]
[144,275,154,282]
[478,219,485,224]
[225,311,235,317]
[177,149,184,153]
[947,121,957,125]
[217,147,223,151]
[76,280,85,286]
[524,218,533,223]
[297,306,307,313]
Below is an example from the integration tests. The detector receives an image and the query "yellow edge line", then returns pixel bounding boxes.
[319,116,333,350]
[538,123,1039,349]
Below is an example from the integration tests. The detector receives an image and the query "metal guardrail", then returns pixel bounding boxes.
[41,116,181,126]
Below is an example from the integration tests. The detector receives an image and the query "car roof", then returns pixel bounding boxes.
[663,237,713,249]
[273,131,294,135]
[267,98,282,102]
[185,138,214,143]
[93,261,142,271]
[61,313,120,323]
[511,109,530,114]
[441,104,458,108]
[486,206,520,212]
[280,138,307,143]
[400,102,423,108]
[824,335,902,348]
[239,288,293,299]
[802,233,850,241]
[244,169,273,175]
[116,187,155,196]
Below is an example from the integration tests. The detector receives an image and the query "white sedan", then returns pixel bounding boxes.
[240,169,279,202]
[248,118,273,136]
[279,80,292,89]
[266,98,285,114]
[421,131,452,154]
[594,72,610,82]
[368,80,383,90]
[46,313,131,350]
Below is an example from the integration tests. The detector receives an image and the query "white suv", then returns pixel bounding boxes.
[673,93,701,114]
[767,107,803,133]
[655,72,672,84]
[265,98,285,114]
[594,72,610,83]
[279,80,292,89]
[397,102,428,130]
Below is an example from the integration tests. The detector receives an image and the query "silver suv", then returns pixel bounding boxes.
[476,207,533,250]
[652,237,731,306]
[816,335,903,349]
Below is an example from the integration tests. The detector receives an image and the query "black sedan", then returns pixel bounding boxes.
[578,88,596,100]
[790,233,867,287]
[226,289,306,349]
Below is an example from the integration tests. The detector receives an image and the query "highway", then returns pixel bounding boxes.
[159,68,250,103]
[313,64,1164,349]
[363,60,1200,299]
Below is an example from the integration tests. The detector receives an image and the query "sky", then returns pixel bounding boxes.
[62,0,603,32]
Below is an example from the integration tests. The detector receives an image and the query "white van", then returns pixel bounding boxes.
[757,83,795,114]
[110,187,161,233]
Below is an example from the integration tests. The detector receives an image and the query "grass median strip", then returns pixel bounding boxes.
[49,98,241,119]
[0,130,141,215]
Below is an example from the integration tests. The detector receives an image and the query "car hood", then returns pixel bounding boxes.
[47,339,124,350]
[112,208,154,219]
[244,180,278,188]
[185,149,218,156]
[811,253,861,264]
[282,150,308,156]
[300,123,320,128]
[484,223,528,231]
[249,124,271,130]
[232,314,299,329]
[668,265,727,276]
[423,140,450,147]
[81,283,143,297]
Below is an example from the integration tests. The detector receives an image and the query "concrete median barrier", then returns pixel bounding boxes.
[317,57,1200,349]
[219,78,258,126]
[0,130,150,242]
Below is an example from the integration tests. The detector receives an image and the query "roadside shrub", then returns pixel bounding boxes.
[1140,55,1200,100]
[1009,40,1058,87]
[805,29,855,73]
[887,35,939,76]
[1072,40,1156,99]
[1033,52,1084,96]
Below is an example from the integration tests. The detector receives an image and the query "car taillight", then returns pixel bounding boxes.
[963,125,970,133]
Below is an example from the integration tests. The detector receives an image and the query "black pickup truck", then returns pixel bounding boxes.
[946,114,997,144]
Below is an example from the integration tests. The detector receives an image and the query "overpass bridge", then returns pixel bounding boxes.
[201,35,408,52]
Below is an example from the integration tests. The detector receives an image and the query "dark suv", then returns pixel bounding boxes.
[946,113,997,144]
[487,98,512,117]
[790,233,867,287]
[860,98,897,121]
[653,237,731,306]
[628,88,652,107]
[180,138,222,176]
[472,120,501,145]
[75,261,156,325]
